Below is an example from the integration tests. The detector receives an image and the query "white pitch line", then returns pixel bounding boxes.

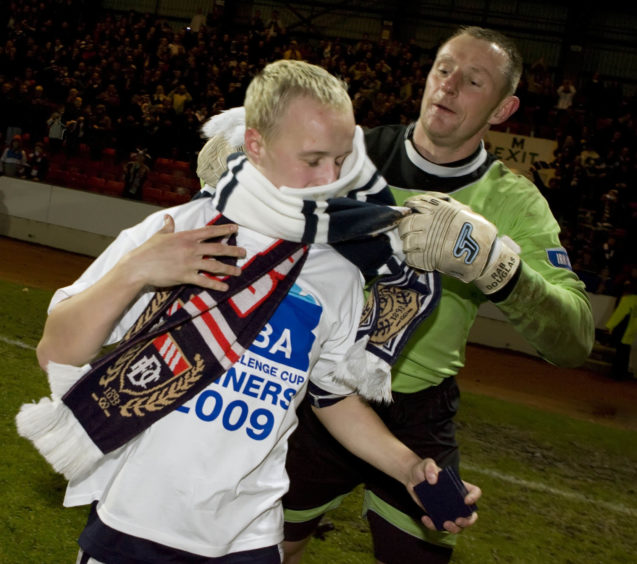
[464,463,637,517]
[0,335,36,350]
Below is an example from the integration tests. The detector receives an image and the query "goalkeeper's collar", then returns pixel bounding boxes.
[404,123,487,177]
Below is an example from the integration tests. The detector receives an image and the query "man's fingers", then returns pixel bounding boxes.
[421,512,478,534]
[198,257,242,278]
[463,481,482,504]
[198,222,240,241]
[160,214,176,233]
[200,241,247,260]
[424,459,439,484]
[455,512,478,529]
[442,521,462,534]
[196,275,231,292]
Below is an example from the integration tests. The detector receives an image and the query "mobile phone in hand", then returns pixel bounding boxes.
[413,466,478,531]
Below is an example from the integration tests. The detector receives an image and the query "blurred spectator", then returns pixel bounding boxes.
[65,115,86,156]
[114,113,144,163]
[283,40,302,60]
[121,148,150,200]
[0,134,28,177]
[46,108,67,154]
[525,57,549,109]
[168,83,192,115]
[529,163,564,220]
[572,248,601,293]
[598,189,622,229]
[264,9,285,44]
[581,71,606,115]
[25,140,49,181]
[95,83,121,117]
[604,274,637,380]
[86,103,112,160]
[2,81,24,142]
[595,232,624,280]
[555,78,576,111]
[189,8,206,33]
[168,32,186,60]
[64,94,84,123]
[28,85,51,142]
[151,84,168,106]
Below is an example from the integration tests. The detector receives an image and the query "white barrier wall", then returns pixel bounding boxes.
[0,175,620,361]
[0,176,160,257]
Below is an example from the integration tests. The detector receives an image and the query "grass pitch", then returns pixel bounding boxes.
[1,279,636,563]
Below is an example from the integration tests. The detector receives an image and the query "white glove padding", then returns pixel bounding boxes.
[398,193,520,294]
[473,236,521,295]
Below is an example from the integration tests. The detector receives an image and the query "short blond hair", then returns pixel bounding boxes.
[196,135,244,187]
[244,59,352,143]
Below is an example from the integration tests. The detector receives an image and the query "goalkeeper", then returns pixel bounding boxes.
[282,26,594,564]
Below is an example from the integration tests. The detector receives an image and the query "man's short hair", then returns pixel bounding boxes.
[197,135,243,187]
[244,59,352,143]
[446,26,523,98]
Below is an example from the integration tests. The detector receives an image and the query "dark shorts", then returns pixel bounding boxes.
[79,502,281,563]
[283,376,460,553]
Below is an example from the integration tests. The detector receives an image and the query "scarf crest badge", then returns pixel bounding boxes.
[91,295,204,420]
[359,258,433,363]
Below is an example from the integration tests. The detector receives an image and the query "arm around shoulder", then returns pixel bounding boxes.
[37,215,245,370]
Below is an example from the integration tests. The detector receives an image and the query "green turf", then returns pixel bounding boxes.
[0,282,90,563]
[1,279,636,563]
[299,392,637,564]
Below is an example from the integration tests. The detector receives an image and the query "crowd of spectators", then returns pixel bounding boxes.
[1,1,636,295]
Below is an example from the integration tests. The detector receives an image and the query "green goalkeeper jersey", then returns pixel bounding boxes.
[365,124,594,393]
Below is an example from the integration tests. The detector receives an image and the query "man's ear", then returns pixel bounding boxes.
[489,95,520,125]
[244,128,264,164]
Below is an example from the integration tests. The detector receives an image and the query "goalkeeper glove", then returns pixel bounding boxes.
[398,192,521,295]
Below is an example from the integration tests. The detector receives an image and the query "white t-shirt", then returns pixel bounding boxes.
[54,198,364,557]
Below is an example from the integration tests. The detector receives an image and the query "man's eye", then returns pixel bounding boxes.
[307,160,320,167]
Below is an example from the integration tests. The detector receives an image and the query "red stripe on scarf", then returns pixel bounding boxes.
[191,293,240,364]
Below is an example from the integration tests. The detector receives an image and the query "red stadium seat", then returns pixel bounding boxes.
[171,160,191,177]
[160,190,189,206]
[46,168,71,186]
[66,172,84,189]
[103,179,124,197]
[154,158,174,173]
[142,186,164,204]
[86,176,107,193]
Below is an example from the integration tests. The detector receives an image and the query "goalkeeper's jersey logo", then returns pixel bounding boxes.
[547,247,573,270]
[453,222,480,264]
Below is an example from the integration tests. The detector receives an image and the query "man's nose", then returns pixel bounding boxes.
[314,161,340,185]
[441,72,460,95]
